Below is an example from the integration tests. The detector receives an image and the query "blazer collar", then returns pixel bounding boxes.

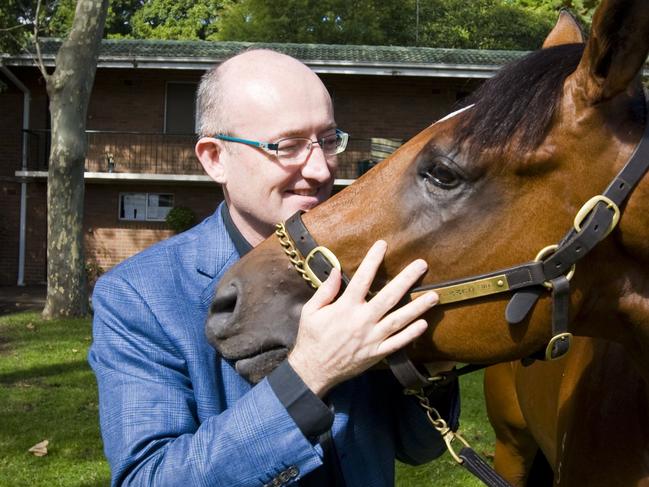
[196,202,238,279]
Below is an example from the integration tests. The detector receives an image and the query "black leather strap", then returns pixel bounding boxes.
[411,261,547,296]
[459,448,514,487]
[284,212,350,288]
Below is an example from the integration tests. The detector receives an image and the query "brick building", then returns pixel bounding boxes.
[0,38,523,285]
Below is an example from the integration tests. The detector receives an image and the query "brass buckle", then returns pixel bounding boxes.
[534,244,576,290]
[573,195,620,237]
[544,332,573,360]
[304,246,341,288]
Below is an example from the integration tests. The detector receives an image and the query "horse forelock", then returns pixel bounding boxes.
[452,43,585,164]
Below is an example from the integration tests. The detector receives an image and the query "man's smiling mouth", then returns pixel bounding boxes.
[288,188,318,197]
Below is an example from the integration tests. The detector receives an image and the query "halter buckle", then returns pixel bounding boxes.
[534,244,576,290]
[304,246,341,288]
[573,195,620,237]
[544,332,573,360]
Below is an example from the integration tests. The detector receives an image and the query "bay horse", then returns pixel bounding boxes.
[207,0,649,484]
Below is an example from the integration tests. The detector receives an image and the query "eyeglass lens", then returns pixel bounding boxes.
[276,133,343,161]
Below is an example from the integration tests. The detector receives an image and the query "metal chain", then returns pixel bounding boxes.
[409,390,472,464]
[275,222,317,289]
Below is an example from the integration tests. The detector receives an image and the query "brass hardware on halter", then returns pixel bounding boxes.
[410,274,510,304]
[545,332,573,361]
[275,222,317,288]
[534,244,576,290]
[304,246,341,288]
[275,222,341,289]
[573,195,620,237]
[409,389,471,464]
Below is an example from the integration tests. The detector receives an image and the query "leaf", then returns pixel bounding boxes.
[28,439,49,457]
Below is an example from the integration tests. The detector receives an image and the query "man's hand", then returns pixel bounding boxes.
[287,240,438,397]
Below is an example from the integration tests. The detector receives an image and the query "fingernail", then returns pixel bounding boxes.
[415,259,428,272]
[425,292,438,305]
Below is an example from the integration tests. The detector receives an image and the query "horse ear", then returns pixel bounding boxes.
[542,10,583,48]
[575,0,649,104]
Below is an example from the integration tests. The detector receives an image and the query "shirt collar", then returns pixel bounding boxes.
[221,202,253,257]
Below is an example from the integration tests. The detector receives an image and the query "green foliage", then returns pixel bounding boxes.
[128,0,225,40]
[416,0,557,50]
[1,0,597,51]
[217,0,402,45]
[216,0,568,50]
[166,206,197,233]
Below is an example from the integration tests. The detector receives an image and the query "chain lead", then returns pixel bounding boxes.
[410,390,472,464]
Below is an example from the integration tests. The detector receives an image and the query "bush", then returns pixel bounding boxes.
[166,206,197,233]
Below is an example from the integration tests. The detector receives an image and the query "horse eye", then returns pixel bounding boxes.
[423,162,462,189]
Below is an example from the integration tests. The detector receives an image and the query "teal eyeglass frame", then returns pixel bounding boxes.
[213,129,349,158]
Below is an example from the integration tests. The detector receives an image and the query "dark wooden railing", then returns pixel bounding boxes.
[21,130,395,179]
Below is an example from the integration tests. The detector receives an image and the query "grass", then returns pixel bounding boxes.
[0,312,109,486]
[0,311,494,486]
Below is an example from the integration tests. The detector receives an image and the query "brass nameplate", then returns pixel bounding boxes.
[411,274,510,304]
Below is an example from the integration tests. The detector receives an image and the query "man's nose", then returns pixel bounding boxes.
[301,144,335,182]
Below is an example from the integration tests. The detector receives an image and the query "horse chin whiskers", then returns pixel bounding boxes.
[234,347,288,383]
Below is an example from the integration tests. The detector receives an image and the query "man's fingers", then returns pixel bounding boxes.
[343,240,388,301]
[377,319,429,356]
[302,267,342,313]
[366,259,428,316]
[375,291,438,337]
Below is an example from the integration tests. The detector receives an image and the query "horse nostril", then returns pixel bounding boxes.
[206,280,240,347]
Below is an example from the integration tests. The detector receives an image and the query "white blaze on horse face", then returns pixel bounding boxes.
[429,104,475,127]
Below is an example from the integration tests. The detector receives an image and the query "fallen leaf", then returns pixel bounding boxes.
[26,323,35,330]
[28,439,49,457]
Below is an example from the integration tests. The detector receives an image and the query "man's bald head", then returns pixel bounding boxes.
[196,49,331,138]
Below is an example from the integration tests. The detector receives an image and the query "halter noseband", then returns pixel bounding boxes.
[275,94,649,390]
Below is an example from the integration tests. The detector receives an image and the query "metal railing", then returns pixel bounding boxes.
[20,130,394,179]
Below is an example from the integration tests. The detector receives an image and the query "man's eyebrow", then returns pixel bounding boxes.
[271,124,338,140]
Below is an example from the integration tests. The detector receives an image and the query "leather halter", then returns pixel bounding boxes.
[275,95,649,390]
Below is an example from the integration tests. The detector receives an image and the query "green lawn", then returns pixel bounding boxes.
[0,311,494,486]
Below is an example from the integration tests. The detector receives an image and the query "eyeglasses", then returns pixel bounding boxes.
[214,129,349,165]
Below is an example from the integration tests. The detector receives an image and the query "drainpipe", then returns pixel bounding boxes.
[1,65,30,286]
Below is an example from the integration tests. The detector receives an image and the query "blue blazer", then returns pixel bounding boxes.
[89,203,458,486]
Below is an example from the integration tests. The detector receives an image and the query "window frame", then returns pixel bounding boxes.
[118,192,174,222]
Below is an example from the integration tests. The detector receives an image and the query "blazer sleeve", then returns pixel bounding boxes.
[88,272,324,487]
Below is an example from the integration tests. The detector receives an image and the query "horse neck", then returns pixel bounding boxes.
[579,253,649,383]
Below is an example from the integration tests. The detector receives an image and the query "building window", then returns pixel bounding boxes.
[165,82,198,134]
[119,193,174,221]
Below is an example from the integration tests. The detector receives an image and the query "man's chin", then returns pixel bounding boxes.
[234,348,288,383]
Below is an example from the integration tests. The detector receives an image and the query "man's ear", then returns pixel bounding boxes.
[195,137,227,184]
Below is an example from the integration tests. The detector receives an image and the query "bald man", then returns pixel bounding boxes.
[89,49,459,487]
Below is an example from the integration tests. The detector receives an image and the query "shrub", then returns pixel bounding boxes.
[166,206,197,233]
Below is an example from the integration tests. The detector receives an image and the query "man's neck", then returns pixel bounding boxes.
[223,203,270,249]
[221,203,255,255]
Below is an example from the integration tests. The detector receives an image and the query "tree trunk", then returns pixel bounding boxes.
[42,0,108,319]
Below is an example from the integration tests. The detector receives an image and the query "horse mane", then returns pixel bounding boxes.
[453,43,585,159]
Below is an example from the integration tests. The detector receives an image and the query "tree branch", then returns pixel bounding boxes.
[0,24,27,32]
[33,0,49,81]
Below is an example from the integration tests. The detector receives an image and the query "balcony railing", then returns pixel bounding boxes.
[21,129,393,179]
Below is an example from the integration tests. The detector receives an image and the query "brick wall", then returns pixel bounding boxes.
[322,74,482,140]
[84,183,224,273]
[0,65,484,285]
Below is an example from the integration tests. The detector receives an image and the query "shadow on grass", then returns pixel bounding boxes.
[0,359,90,385]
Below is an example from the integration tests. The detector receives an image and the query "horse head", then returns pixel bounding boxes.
[208,0,649,384]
